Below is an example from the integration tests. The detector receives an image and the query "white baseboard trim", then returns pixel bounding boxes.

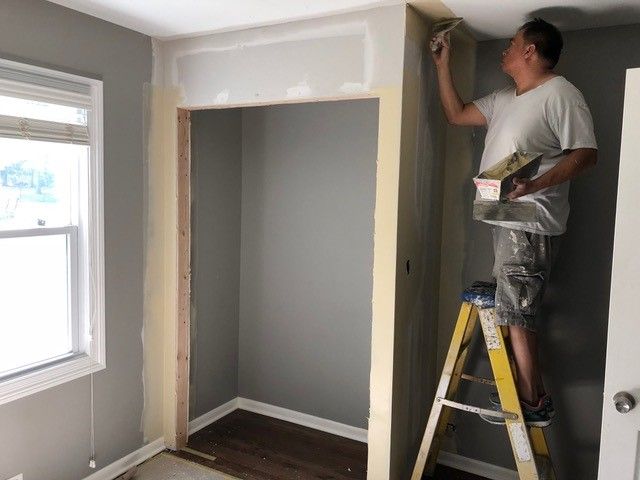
[438,451,519,480]
[189,398,239,435]
[83,437,165,480]
[237,397,368,443]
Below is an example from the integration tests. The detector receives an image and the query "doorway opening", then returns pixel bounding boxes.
[177,98,379,479]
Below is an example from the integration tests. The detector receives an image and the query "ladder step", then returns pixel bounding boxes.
[461,373,496,386]
[436,397,518,420]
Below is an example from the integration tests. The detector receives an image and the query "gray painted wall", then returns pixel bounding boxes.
[239,101,377,429]
[447,23,640,479]
[391,11,448,477]
[0,1,151,480]
[190,100,378,430]
[190,109,242,419]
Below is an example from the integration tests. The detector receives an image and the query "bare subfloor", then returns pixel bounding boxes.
[117,452,235,479]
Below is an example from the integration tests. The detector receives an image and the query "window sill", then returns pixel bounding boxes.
[0,354,105,406]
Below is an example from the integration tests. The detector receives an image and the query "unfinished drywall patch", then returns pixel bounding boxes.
[364,84,403,479]
[176,34,364,105]
[142,83,184,446]
[160,7,404,108]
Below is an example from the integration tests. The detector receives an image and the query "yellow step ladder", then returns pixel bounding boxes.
[411,282,555,480]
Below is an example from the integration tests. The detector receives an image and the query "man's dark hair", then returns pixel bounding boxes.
[519,18,563,68]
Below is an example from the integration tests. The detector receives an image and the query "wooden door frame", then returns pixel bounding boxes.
[175,107,191,449]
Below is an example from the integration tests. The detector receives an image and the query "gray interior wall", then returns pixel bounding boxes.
[189,109,242,419]
[239,100,378,428]
[391,10,447,478]
[449,23,640,479]
[0,1,151,480]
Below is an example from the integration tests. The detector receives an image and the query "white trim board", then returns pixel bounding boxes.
[237,397,368,444]
[82,437,165,480]
[189,398,238,435]
[188,396,368,444]
[437,451,519,480]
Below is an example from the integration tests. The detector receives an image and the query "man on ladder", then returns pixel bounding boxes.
[412,17,599,480]
[433,18,597,426]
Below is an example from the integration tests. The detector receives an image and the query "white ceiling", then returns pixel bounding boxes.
[442,0,640,40]
[46,0,640,40]
[46,0,401,39]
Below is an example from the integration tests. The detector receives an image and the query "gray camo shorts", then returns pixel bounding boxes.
[491,226,561,331]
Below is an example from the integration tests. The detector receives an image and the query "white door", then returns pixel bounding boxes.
[598,67,640,478]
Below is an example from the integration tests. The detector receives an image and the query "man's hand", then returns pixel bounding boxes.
[507,177,538,200]
[506,148,598,200]
[431,34,450,68]
[430,34,486,127]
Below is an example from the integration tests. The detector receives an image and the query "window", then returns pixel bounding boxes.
[0,59,104,405]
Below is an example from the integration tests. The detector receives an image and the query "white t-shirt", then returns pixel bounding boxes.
[473,76,597,235]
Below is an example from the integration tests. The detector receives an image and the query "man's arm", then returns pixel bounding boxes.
[432,36,486,127]
[507,148,598,199]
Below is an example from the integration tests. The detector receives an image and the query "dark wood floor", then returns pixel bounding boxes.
[173,409,488,480]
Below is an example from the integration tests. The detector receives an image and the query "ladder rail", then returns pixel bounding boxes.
[410,303,478,480]
[530,427,557,480]
[479,308,541,480]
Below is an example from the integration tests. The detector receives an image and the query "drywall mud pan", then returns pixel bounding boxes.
[473,200,537,222]
[473,151,542,201]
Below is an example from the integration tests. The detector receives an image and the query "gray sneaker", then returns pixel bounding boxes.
[481,397,552,427]
[490,392,556,418]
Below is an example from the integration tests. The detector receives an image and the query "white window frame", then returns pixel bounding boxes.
[0,58,104,406]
